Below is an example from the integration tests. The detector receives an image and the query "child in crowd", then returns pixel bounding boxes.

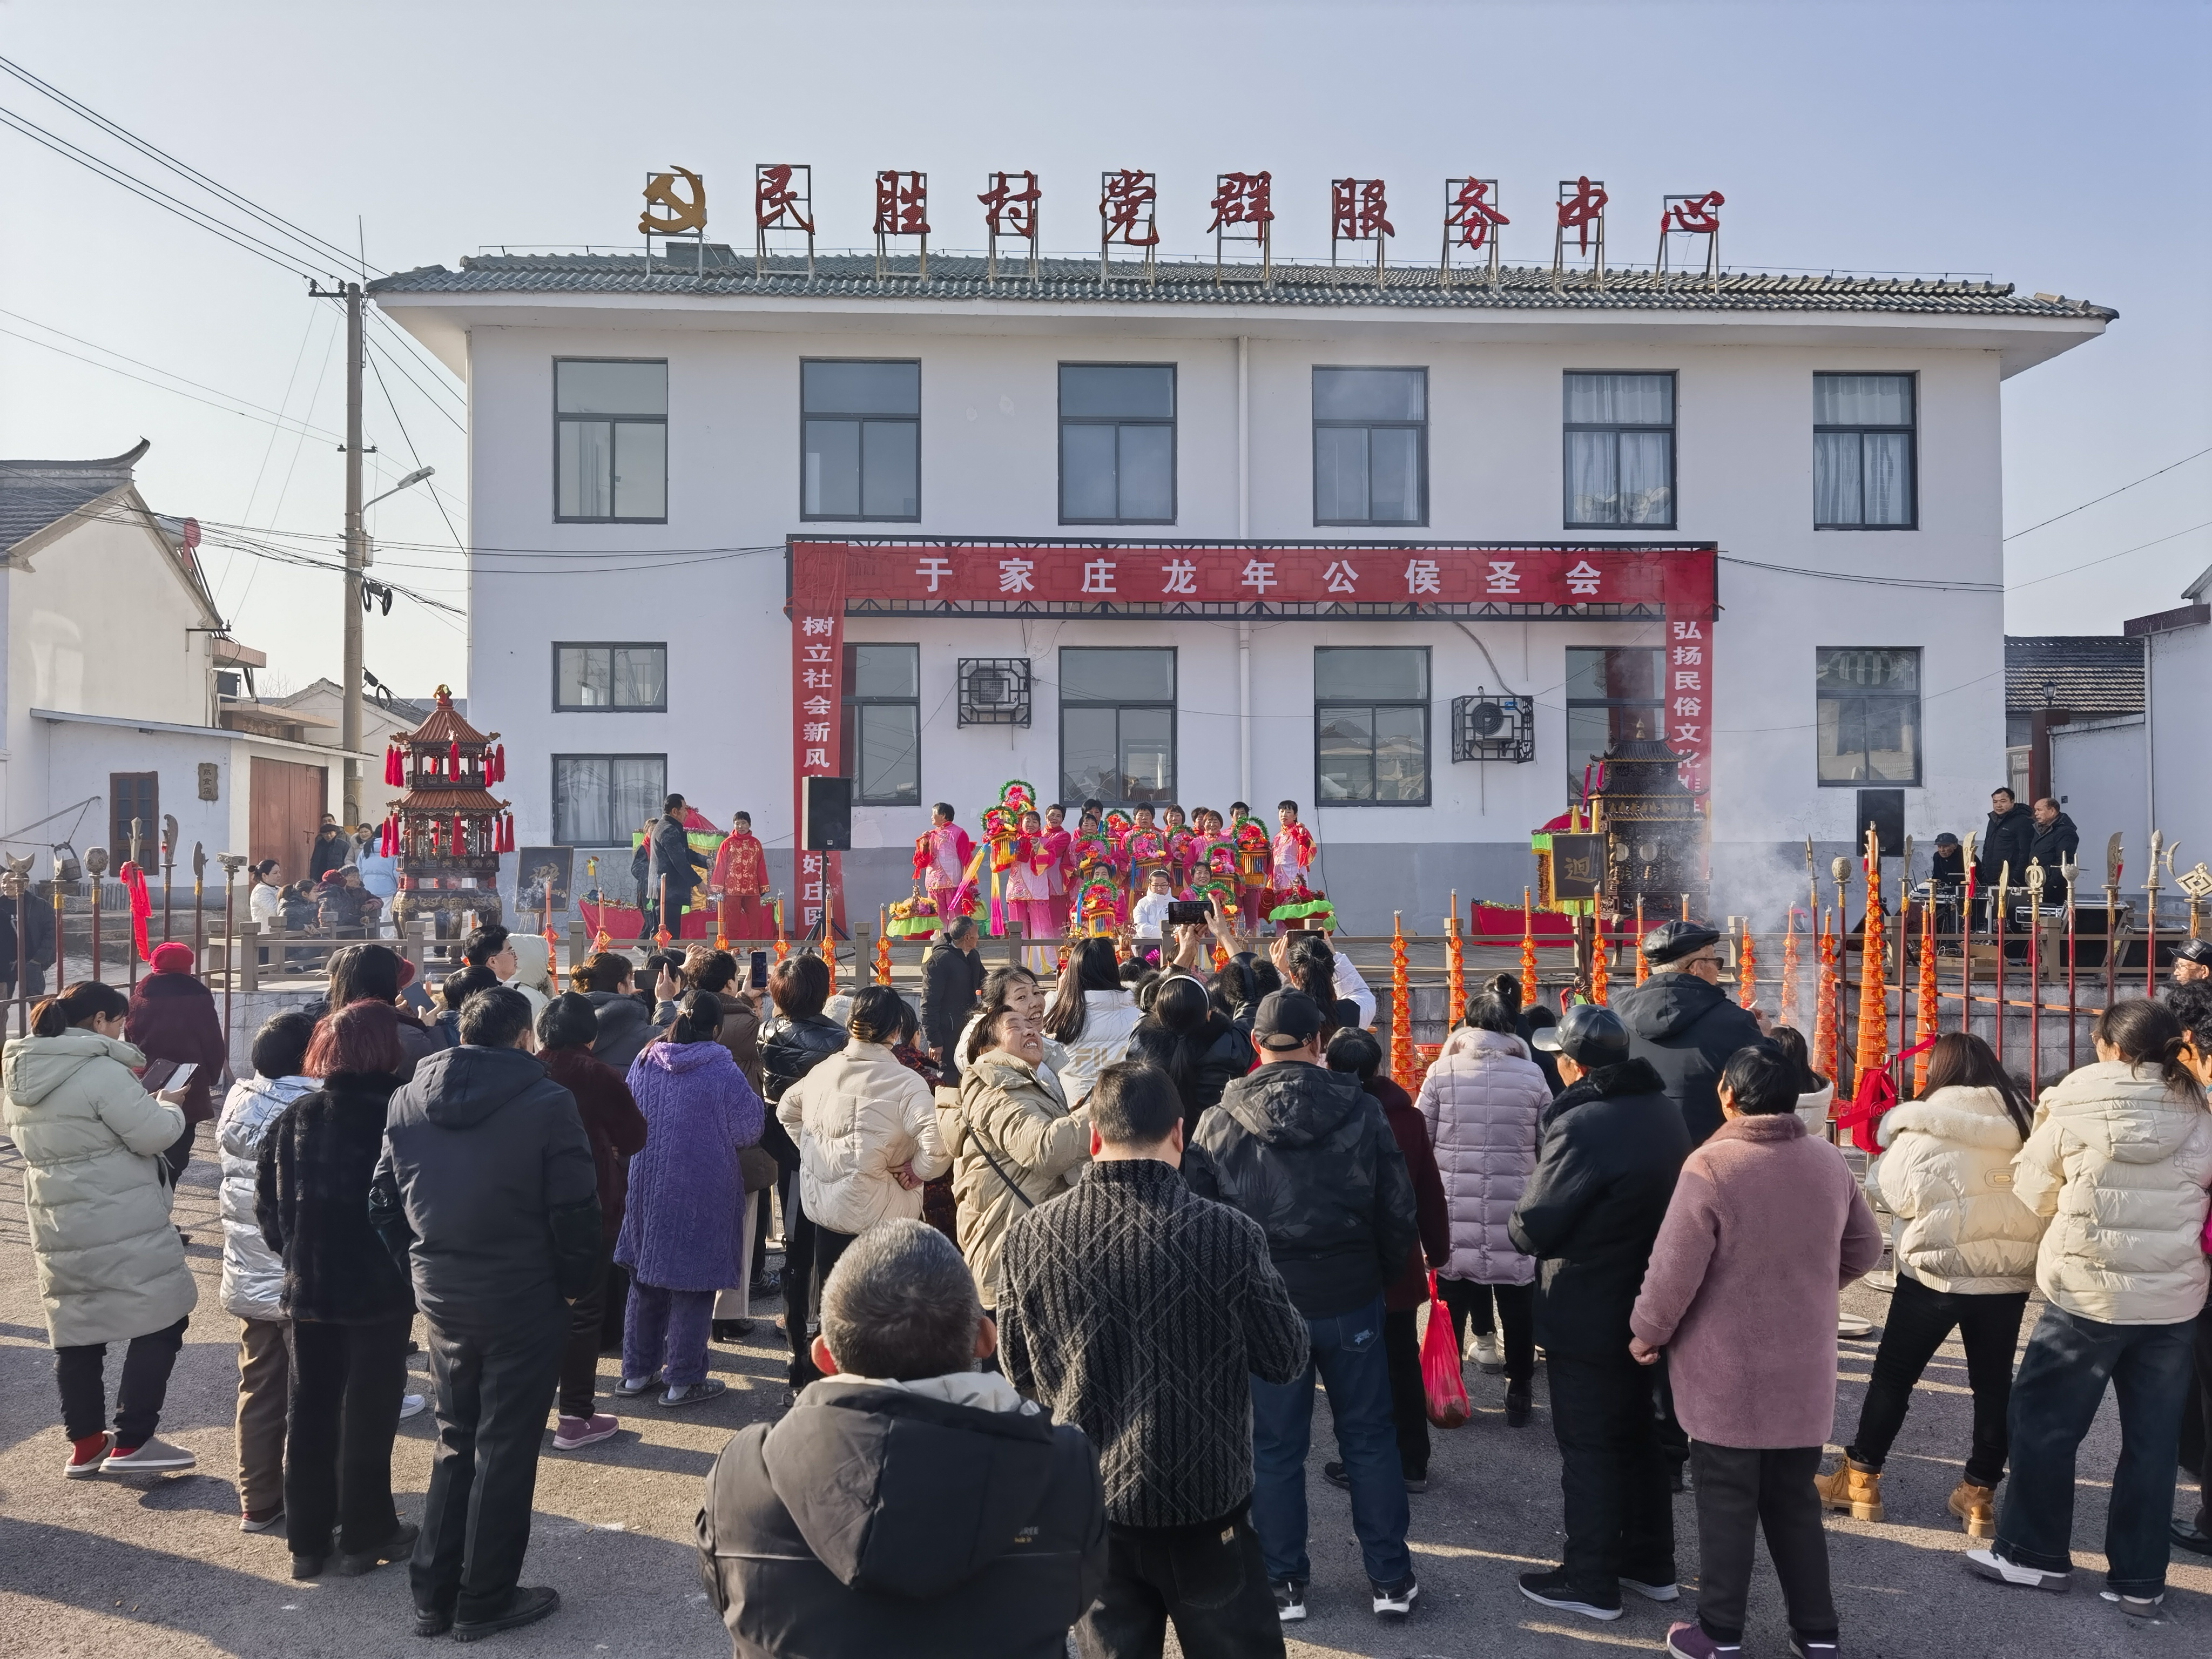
[1629,1042,1883,1659]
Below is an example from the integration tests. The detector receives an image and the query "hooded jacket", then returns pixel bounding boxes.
[368,1044,601,1331]
[780,1040,950,1237]
[1416,1025,1550,1286]
[2012,1060,2212,1325]
[1614,970,1765,1145]
[616,1040,764,1291]
[697,1372,1106,1659]
[1507,1057,1690,1360]
[1870,1084,2042,1294]
[2,1030,197,1347]
[586,988,658,1074]
[124,969,229,1126]
[255,1070,416,1324]
[1186,1059,1420,1319]
[942,1049,1089,1309]
[216,1072,317,1320]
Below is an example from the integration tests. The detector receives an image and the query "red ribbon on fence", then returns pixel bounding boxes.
[117,861,153,963]
[1833,1034,1937,1155]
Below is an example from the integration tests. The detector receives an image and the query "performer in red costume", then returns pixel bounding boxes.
[913,801,975,923]
[1270,799,1317,933]
[1042,802,1075,936]
[709,810,771,939]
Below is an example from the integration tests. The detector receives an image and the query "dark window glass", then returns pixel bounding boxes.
[841,644,921,804]
[1313,368,1426,525]
[1314,647,1428,805]
[552,754,667,846]
[555,360,666,521]
[802,360,920,520]
[1060,648,1175,804]
[1059,365,1175,523]
[1816,647,1921,784]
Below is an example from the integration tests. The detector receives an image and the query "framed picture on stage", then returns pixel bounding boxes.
[515,846,575,916]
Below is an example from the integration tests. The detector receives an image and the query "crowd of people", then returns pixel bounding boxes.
[4,886,2210,1655]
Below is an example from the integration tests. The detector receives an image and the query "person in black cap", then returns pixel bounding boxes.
[2169,938,2212,988]
[1186,988,1422,1626]
[1930,834,1965,885]
[1611,920,1763,1147]
[1507,1003,1692,1623]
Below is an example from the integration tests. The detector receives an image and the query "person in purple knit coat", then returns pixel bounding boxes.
[615,990,765,1408]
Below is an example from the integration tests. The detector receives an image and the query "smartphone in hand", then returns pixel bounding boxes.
[749,949,770,989]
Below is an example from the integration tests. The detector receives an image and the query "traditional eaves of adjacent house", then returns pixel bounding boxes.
[0,439,227,631]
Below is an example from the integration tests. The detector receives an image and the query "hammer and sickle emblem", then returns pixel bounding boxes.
[640,166,707,237]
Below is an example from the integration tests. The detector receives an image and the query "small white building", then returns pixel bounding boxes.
[373,226,2109,931]
[0,441,364,888]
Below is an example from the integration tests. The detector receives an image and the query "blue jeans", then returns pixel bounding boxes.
[1249,1296,1411,1587]
[1996,1305,2196,1595]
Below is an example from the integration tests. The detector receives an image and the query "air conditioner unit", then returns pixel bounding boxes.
[958,657,1033,727]
[1451,689,1535,763]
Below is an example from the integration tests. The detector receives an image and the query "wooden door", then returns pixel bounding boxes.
[249,758,329,880]
[109,772,158,862]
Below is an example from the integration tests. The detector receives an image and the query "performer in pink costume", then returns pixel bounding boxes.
[1004,811,1058,971]
[1270,799,1317,933]
[913,801,975,922]
[1042,801,1074,936]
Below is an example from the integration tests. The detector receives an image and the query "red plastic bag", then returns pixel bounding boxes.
[1419,1272,1469,1429]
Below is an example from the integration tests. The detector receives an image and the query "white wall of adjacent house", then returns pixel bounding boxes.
[427,308,2018,927]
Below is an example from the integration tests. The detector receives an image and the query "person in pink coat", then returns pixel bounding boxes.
[1415,990,1552,1425]
[1629,1041,1882,1659]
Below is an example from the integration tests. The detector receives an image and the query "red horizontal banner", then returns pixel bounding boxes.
[811,542,1715,612]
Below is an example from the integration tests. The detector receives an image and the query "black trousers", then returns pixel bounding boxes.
[55,1315,188,1445]
[783,1188,820,1390]
[1690,1441,1836,1645]
[1074,1509,1285,1659]
[286,1312,410,1557]
[793,1224,860,1385]
[1545,1350,1675,1597]
[163,1119,195,1184]
[413,1309,568,1622]
[1846,1274,2028,1489]
[1382,1309,1429,1480]
[557,1244,613,1420]
[1437,1276,1536,1384]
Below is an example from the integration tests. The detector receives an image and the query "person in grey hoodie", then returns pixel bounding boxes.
[369,987,599,1642]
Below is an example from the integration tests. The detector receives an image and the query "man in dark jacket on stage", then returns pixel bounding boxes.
[369,987,600,1643]
[1187,990,1422,1624]
[1509,1004,1692,1624]
[1975,787,2035,888]
[698,1219,1106,1658]
[649,794,712,938]
[1611,920,1762,1147]
[2028,797,2080,901]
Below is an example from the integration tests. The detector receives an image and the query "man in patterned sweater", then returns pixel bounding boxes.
[1000,1061,1308,1659]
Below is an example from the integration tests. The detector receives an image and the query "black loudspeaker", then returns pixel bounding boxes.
[1856,788,1905,860]
[803,776,852,851]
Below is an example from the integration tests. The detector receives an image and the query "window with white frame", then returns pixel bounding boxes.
[555,360,666,521]
[1564,372,1675,527]
[552,753,666,846]
[1815,374,1916,528]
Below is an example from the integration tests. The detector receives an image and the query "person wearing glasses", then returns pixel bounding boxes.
[1614,921,1764,1149]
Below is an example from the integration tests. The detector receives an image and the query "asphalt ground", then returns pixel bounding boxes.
[1,1125,2207,1657]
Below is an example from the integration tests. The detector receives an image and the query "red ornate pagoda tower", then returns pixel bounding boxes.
[376,685,514,935]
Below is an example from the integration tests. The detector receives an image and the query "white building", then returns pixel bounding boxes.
[0,441,359,886]
[372,239,2109,930]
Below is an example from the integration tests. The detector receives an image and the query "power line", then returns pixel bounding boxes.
[364,333,465,433]
[365,347,466,553]
[1718,555,2002,593]
[0,321,338,442]
[2007,519,2212,592]
[2004,446,2212,542]
[367,311,467,412]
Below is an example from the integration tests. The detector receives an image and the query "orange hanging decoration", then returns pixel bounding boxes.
[1445,891,1466,1023]
[1634,896,1650,986]
[1779,914,1802,1030]
[773,895,789,963]
[1589,911,1609,1007]
[1853,830,1889,1090]
[1058,940,1073,975]
[874,923,893,987]
[1737,922,1758,1012]
[1390,911,1415,1088]
[824,939,839,996]
[1519,887,1539,1010]
[1914,891,1940,1094]
[1812,909,1839,1081]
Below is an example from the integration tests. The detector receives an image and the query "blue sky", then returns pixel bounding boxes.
[2,0,2204,693]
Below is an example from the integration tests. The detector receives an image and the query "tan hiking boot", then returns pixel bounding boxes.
[1813,1457,1883,1521]
[1948,1480,1996,1537]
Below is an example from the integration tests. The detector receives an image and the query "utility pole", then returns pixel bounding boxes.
[341,280,365,826]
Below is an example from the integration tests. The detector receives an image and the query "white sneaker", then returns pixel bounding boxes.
[398,1393,428,1420]
[1467,1331,1505,1374]
[102,1437,197,1474]
[1965,1548,2072,1593]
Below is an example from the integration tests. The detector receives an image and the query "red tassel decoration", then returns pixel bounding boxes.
[493,744,505,784]
[448,739,461,774]
[508,813,517,852]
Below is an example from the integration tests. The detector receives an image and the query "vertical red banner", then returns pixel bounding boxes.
[790,543,849,940]
[1664,608,1712,798]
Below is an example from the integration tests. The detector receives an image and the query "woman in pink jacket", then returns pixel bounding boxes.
[1629,1041,1883,1659]
[1415,991,1552,1426]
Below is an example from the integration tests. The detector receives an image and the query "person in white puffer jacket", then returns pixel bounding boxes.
[1816,1033,2042,1541]
[1416,992,1550,1422]
[779,985,951,1301]
[1042,938,1142,1109]
[1968,999,2212,1608]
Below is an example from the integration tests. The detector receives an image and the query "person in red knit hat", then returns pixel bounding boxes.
[126,941,230,1186]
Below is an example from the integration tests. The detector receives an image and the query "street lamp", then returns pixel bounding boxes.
[365,466,435,510]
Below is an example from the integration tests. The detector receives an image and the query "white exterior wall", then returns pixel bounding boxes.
[421,305,2036,930]
[2051,715,2147,884]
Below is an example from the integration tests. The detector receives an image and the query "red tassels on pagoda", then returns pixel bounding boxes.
[388,685,509,935]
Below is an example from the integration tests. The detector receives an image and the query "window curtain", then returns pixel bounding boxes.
[1617,432,1672,524]
[1566,430,1615,523]
[1815,431,1862,524]
[554,756,610,846]
[609,758,665,841]
[1314,427,1368,520]
[1566,374,1671,425]
[1863,432,1911,525]
[1369,428,1421,522]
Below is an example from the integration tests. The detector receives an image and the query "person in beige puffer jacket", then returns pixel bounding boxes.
[3,981,200,1476]
[1817,1034,2042,1538]
[1968,1000,2212,1607]
[941,986,1089,1311]
[779,986,950,1299]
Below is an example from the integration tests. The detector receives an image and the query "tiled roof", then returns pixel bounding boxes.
[401,686,491,748]
[0,440,149,553]
[2005,635,2144,714]
[369,251,2115,320]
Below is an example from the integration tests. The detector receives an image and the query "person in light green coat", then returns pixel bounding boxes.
[3,980,200,1476]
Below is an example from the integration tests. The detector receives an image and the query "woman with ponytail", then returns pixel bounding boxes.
[613,989,764,1408]
[1969,999,2212,1611]
[3,981,200,1476]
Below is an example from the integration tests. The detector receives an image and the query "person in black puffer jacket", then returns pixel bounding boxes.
[1611,921,1762,1147]
[757,952,848,1395]
[1507,1004,1692,1622]
[1128,974,1251,1141]
[575,952,657,1073]
[255,1002,417,1580]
